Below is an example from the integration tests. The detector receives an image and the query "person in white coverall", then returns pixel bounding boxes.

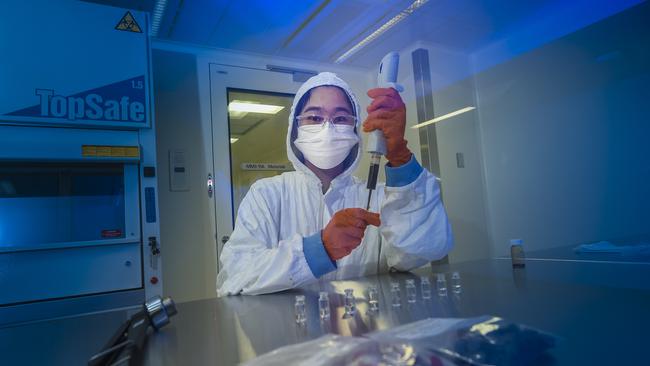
[217,72,453,296]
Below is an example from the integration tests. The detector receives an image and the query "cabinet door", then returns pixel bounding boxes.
[0,243,142,305]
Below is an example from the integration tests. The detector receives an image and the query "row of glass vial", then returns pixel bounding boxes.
[295,272,462,323]
[389,272,461,307]
[296,289,361,323]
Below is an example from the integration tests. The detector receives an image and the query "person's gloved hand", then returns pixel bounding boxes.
[322,208,381,261]
[362,87,412,167]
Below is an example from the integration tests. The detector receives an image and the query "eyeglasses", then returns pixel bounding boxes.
[296,114,357,127]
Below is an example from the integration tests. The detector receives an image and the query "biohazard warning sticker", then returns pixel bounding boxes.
[115,11,142,33]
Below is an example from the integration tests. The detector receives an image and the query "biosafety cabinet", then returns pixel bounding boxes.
[0,1,161,324]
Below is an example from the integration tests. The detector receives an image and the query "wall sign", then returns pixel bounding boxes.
[240,163,293,171]
[0,1,151,129]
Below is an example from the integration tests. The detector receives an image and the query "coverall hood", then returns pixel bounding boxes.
[286,72,363,181]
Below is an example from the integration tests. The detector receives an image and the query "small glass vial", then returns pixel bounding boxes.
[420,276,432,299]
[390,282,401,307]
[436,273,448,297]
[318,292,330,320]
[451,271,462,294]
[344,288,356,316]
[295,295,306,324]
[405,279,417,303]
[510,239,526,268]
[367,285,379,311]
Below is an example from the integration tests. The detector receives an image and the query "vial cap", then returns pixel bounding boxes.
[510,239,524,246]
[295,295,305,303]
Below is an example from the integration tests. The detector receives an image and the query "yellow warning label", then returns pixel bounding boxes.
[111,147,125,157]
[124,147,140,157]
[82,145,141,159]
[82,145,97,157]
[115,11,142,33]
[96,146,112,157]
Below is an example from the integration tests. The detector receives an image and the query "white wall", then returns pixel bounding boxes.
[433,78,491,263]
[471,0,646,74]
[153,49,218,302]
[471,3,650,256]
[395,42,492,263]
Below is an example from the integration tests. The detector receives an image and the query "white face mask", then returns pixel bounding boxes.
[294,123,359,170]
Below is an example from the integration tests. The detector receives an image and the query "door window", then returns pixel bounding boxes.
[227,88,295,221]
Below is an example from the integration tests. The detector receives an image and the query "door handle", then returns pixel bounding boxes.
[207,173,214,198]
[221,236,229,244]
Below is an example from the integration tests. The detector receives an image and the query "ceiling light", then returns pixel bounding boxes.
[411,106,476,129]
[230,137,239,144]
[228,110,248,119]
[335,0,430,63]
[150,0,168,37]
[228,101,285,114]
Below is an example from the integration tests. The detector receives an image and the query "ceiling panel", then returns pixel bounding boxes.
[283,0,412,61]
[81,0,155,12]
[84,0,645,68]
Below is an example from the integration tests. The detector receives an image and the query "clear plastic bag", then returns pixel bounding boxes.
[368,316,557,365]
[242,316,556,366]
[241,334,453,366]
[241,335,379,366]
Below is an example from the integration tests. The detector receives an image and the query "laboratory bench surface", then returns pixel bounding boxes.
[1,258,649,365]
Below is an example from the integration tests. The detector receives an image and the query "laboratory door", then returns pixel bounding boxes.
[209,64,300,268]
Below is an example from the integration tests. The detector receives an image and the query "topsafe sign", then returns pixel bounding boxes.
[5,76,147,124]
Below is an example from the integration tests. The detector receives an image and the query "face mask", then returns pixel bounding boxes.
[294,123,359,170]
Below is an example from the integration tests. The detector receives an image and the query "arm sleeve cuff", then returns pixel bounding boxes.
[385,154,423,187]
[303,232,337,278]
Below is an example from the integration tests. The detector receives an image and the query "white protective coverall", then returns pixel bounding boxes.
[217,72,453,296]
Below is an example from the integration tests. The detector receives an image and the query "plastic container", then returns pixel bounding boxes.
[510,239,526,268]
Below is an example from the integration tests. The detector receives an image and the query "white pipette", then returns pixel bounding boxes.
[366,52,401,210]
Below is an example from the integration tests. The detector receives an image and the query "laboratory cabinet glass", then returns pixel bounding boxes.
[0,162,142,305]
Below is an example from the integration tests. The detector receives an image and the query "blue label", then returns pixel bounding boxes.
[5,76,147,124]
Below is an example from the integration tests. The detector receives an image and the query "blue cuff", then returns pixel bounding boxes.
[385,155,423,187]
[303,232,337,278]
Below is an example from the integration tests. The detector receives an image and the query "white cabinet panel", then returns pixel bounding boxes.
[0,243,142,305]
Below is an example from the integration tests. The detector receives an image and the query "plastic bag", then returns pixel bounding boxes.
[242,316,556,366]
[241,335,378,366]
[368,316,557,365]
[241,334,453,366]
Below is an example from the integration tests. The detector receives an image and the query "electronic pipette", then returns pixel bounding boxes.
[366,52,401,210]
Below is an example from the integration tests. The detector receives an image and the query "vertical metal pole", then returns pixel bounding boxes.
[412,48,448,266]
[411,48,441,178]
